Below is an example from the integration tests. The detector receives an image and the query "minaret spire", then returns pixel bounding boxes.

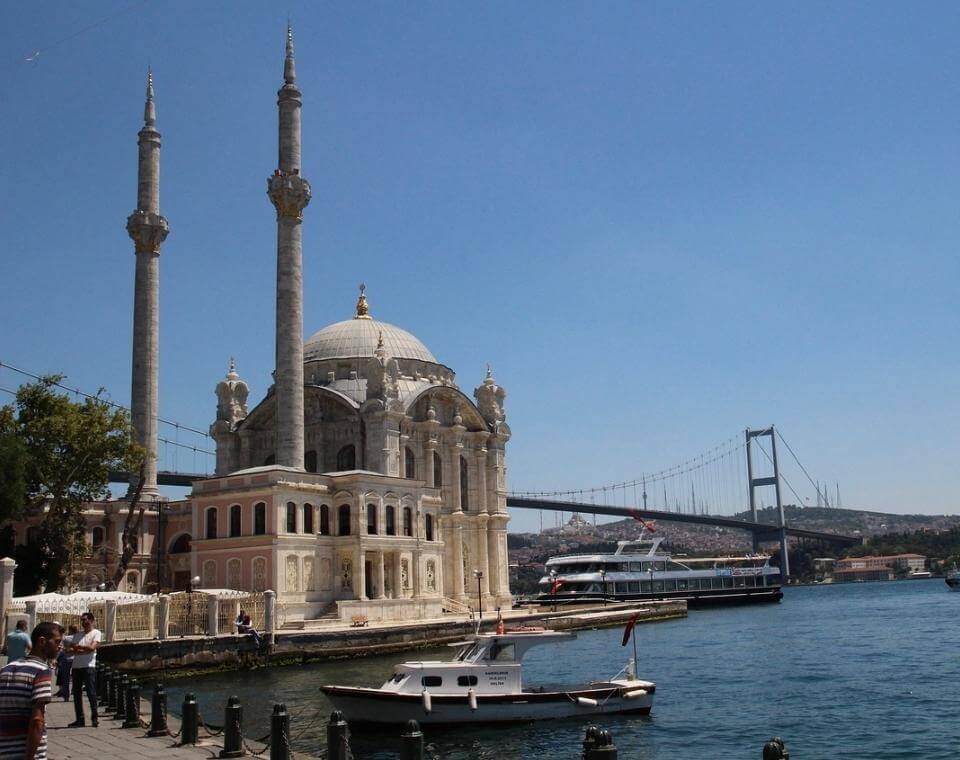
[284,24,296,84]
[268,26,311,469]
[126,68,170,498]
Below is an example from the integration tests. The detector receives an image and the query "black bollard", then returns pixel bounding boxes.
[97,662,110,705]
[114,675,128,721]
[399,719,424,760]
[181,693,198,745]
[123,679,141,728]
[219,695,244,758]
[762,737,790,760]
[147,683,167,737]
[590,729,618,759]
[583,725,601,757]
[107,671,118,711]
[95,664,105,703]
[269,703,289,760]
[326,711,350,760]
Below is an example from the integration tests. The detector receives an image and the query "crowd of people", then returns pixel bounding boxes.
[0,614,102,760]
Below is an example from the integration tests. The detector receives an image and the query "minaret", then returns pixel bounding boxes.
[126,69,169,498]
[267,26,311,468]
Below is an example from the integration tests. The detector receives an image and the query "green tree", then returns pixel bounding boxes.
[0,376,144,592]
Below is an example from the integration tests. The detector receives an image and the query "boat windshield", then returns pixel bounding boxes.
[455,642,481,661]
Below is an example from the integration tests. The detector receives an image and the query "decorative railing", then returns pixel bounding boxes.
[167,592,208,637]
[114,600,156,641]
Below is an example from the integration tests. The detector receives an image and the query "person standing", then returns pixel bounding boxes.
[67,613,100,728]
[2,621,31,662]
[54,625,78,701]
[0,621,62,760]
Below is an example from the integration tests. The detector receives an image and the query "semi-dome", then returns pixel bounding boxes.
[303,287,437,363]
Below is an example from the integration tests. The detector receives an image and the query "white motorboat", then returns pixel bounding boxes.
[321,627,655,725]
[946,571,960,591]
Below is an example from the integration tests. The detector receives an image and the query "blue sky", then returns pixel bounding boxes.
[1,2,958,532]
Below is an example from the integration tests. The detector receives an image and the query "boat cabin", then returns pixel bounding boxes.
[382,630,575,695]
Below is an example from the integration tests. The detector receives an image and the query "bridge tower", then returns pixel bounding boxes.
[745,426,790,578]
[126,70,169,499]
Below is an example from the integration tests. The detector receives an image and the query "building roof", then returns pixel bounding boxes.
[304,317,437,363]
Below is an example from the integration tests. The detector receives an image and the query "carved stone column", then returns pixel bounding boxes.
[477,515,490,597]
[355,547,367,601]
[376,552,386,600]
[411,549,422,599]
[451,518,465,600]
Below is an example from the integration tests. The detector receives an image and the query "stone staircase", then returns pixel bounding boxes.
[280,602,341,631]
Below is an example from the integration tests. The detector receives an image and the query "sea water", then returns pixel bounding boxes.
[163,579,959,758]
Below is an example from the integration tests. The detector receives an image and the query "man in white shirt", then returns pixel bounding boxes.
[67,612,101,728]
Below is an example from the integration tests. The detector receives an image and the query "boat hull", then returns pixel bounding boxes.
[321,684,654,726]
[946,575,960,591]
[531,586,783,608]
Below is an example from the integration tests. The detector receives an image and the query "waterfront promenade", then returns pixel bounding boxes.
[42,695,266,760]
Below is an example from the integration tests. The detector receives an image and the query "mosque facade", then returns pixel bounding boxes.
[7,30,514,623]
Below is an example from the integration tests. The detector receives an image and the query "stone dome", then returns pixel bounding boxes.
[304,318,437,363]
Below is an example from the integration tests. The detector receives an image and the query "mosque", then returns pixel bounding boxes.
[11,30,514,623]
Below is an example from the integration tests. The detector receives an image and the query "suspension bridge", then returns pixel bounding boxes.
[1,360,862,571]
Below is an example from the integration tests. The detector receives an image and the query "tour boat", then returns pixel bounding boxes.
[320,628,655,725]
[534,531,783,607]
[946,571,960,591]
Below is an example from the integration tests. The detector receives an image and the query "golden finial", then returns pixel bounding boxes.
[355,282,371,319]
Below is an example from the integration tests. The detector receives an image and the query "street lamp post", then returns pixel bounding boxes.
[474,569,484,622]
[599,568,607,607]
[185,575,200,637]
[649,564,656,601]
[550,569,558,612]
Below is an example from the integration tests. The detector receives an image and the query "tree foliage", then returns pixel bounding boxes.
[0,376,144,593]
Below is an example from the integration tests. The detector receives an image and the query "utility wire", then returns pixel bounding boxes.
[0,360,210,438]
[775,429,830,506]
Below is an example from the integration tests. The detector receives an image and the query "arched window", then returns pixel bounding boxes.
[337,444,356,471]
[338,504,351,536]
[303,504,314,534]
[460,456,469,511]
[169,534,191,554]
[405,447,416,479]
[319,505,330,536]
[229,504,242,537]
[305,449,318,473]
[386,505,396,536]
[425,513,434,542]
[91,527,105,549]
[254,502,266,535]
[205,507,218,540]
[264,453,276,466]
[403,507,413,537]
[367,504,377,535]
[433,452,443,488]
[286,502,297,533]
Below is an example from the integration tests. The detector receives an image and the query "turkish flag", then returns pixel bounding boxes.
[621,611,641,647]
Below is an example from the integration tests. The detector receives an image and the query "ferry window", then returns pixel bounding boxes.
[421,676,443,687]
[490,643,515,662]
[457,675,478,687]
[615,582,628,593]
[734,576,746,588]
[652,581,665,593]
[628,582,640,592]
[654,561,666,572]
[723,577,734,589]
[640,581,651,593]
[663,580,677,592]
[667,561,687,572]
[676,579,688,591]
[629,562,643,572]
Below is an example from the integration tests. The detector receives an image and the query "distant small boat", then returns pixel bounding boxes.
[908,571,932,579]
[946,572,960,592]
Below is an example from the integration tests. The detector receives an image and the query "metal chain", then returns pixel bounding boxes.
[197,711,224,738]
[159,697,182,739]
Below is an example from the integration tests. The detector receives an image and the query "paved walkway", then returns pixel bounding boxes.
[43,690,266,760]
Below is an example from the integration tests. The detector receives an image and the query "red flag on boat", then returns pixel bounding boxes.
[550,579,564,594]
[621,610,641,647]
[496,610,505,635]
[629,511,656,532]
